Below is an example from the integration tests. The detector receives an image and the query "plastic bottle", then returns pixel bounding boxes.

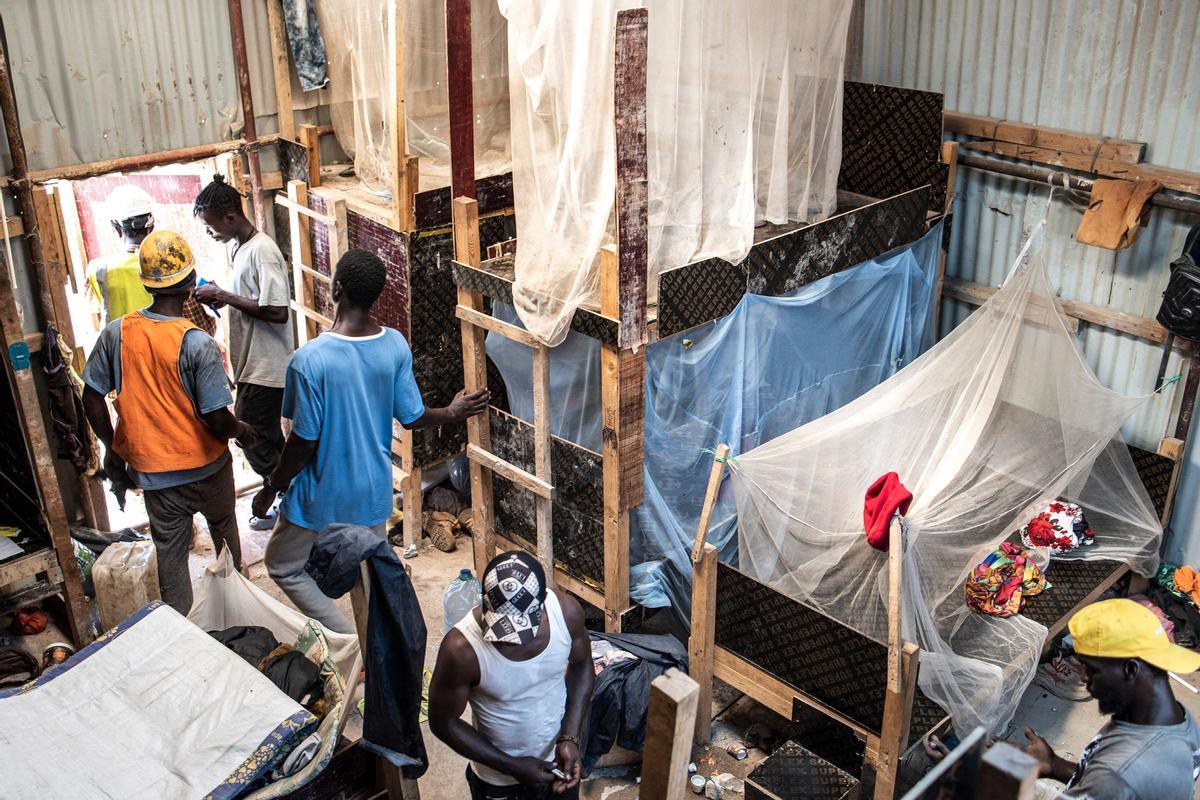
[443,568,483,634]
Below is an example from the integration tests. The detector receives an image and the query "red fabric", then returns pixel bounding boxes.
[864,473,912,551]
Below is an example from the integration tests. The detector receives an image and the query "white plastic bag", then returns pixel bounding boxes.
[92,540,160,632]
[187,549,360,679]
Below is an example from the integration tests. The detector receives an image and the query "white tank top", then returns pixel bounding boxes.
[454,591,572,785]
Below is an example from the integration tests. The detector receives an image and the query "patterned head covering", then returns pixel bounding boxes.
[482,551,546,645]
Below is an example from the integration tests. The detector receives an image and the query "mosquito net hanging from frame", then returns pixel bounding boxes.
[499,0,853,345]
[317,0,511,194]
[726,220,1162,736]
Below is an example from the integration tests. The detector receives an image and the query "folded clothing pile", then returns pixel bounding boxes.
[210,625,326,715]
[965,542,1049,618]
[1020,501,1094,555]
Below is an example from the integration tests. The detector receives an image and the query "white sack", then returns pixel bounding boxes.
[188,549,360,680]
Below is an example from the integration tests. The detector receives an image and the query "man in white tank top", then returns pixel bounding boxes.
[430,552,594,798]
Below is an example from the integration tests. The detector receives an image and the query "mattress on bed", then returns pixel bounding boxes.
[0,602,318,800]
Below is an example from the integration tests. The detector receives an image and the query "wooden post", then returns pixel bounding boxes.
[299,123,322,187]
[388,0,414,232]
[689,543,717,744]
[886,516,904,694]
[599,246,640,631]
[454,199,495,575]
[265,0,296,141]
[0,252,90,646]
[976,742,1039,800]
[532,343,553,582]
[639,668,700,800]
[932,140,959,335]
[445,0,476,203]
[31,186,109,531]
[869,641,919,800]
[227,0,268,231]
[349,563,421,800]
[688,444,727,744]
[401,460,423,551]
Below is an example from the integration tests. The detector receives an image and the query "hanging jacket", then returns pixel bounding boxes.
[305,523,428,777]
[582,630,689,772]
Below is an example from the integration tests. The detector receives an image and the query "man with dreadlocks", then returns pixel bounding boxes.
[251,249,489,633]
[193,175,294,530]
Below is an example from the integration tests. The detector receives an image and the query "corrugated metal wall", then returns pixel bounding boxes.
[848,0,1200,562]
[0,0,324,171]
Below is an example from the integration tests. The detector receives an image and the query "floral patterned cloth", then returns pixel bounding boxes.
[1020,501,1094,554]
[965,542,1050,617]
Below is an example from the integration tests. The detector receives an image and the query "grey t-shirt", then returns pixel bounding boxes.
[229,232,294,388]
[1066,709,1200,800]
[83,310,233,490]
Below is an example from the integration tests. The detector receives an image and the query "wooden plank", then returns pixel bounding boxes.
[932,142,959,334]
[600,246,637,631]
[284,180,317,343]
[299,123,321,187]
[297,262,333,284]
[402,465,422,550]
[690,445,729,563]
[455,304,541,348]
[265,0,295,141]
[944,111,1147,164]
[531,344,554,583]
[689,543,717,744]
[465,444,552,499]
[0,242,89,646]
[0,548,58,588]
[639,669,699,800]
[613,8,649,349]
[292,301,334,328]
[712,647,796,721]
[960,140,1200,197]
[454,198,495,574]
[871,642,920,800]
[274,192,337,225]
[942,277,1186,345]
[445,0,476,201]
[1159,437,1185,524]
[977,743,1040,800]
[387,0,409,232]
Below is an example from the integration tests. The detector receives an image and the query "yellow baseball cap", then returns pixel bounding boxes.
[1070,598,1200,673]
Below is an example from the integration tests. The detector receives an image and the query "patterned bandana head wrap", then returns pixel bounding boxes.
[482,551,547,645]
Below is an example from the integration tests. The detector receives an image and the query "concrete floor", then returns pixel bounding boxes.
[9,476,1200,798]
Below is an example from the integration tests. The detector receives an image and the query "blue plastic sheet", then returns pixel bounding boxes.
[487,222,943,614]
[636,222,943,614]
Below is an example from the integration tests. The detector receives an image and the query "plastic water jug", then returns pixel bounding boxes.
[443,568,482,634]
[92,540,160,632]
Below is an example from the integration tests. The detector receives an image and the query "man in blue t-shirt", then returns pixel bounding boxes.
[254,249,488,633]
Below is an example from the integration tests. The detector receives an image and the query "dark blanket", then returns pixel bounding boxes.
[209,625,280,667]
[582,631,689,772]
[305,523,428,777]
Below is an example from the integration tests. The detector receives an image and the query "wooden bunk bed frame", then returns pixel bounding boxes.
[272,0,516,552]
[446,6,957,634]
[688,439,1184,799]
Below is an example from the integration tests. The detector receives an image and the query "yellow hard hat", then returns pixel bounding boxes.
[138,230,195,289]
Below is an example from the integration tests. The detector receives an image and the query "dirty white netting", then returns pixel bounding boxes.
[317,0,511,193]
[500,0,852,345]
[727,221,1162,736]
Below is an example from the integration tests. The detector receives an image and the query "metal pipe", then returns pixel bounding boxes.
[958,152,1200,216]
[0,16,53,325]
[227,0,267,231]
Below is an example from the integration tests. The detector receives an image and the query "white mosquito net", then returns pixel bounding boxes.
[727,221,1163,736]
[317,0,511,194]
[500,0,853,345]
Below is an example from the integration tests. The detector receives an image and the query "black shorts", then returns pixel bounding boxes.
[464,767,580,800]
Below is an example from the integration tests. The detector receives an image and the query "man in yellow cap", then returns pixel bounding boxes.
[928,597,1200,798]
[82,230,258,614]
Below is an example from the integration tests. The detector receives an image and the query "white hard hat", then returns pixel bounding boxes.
[106,185,155,222]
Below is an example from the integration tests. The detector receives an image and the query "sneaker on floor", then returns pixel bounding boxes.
[1034,653,1090,701]
[248,506,277,531]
